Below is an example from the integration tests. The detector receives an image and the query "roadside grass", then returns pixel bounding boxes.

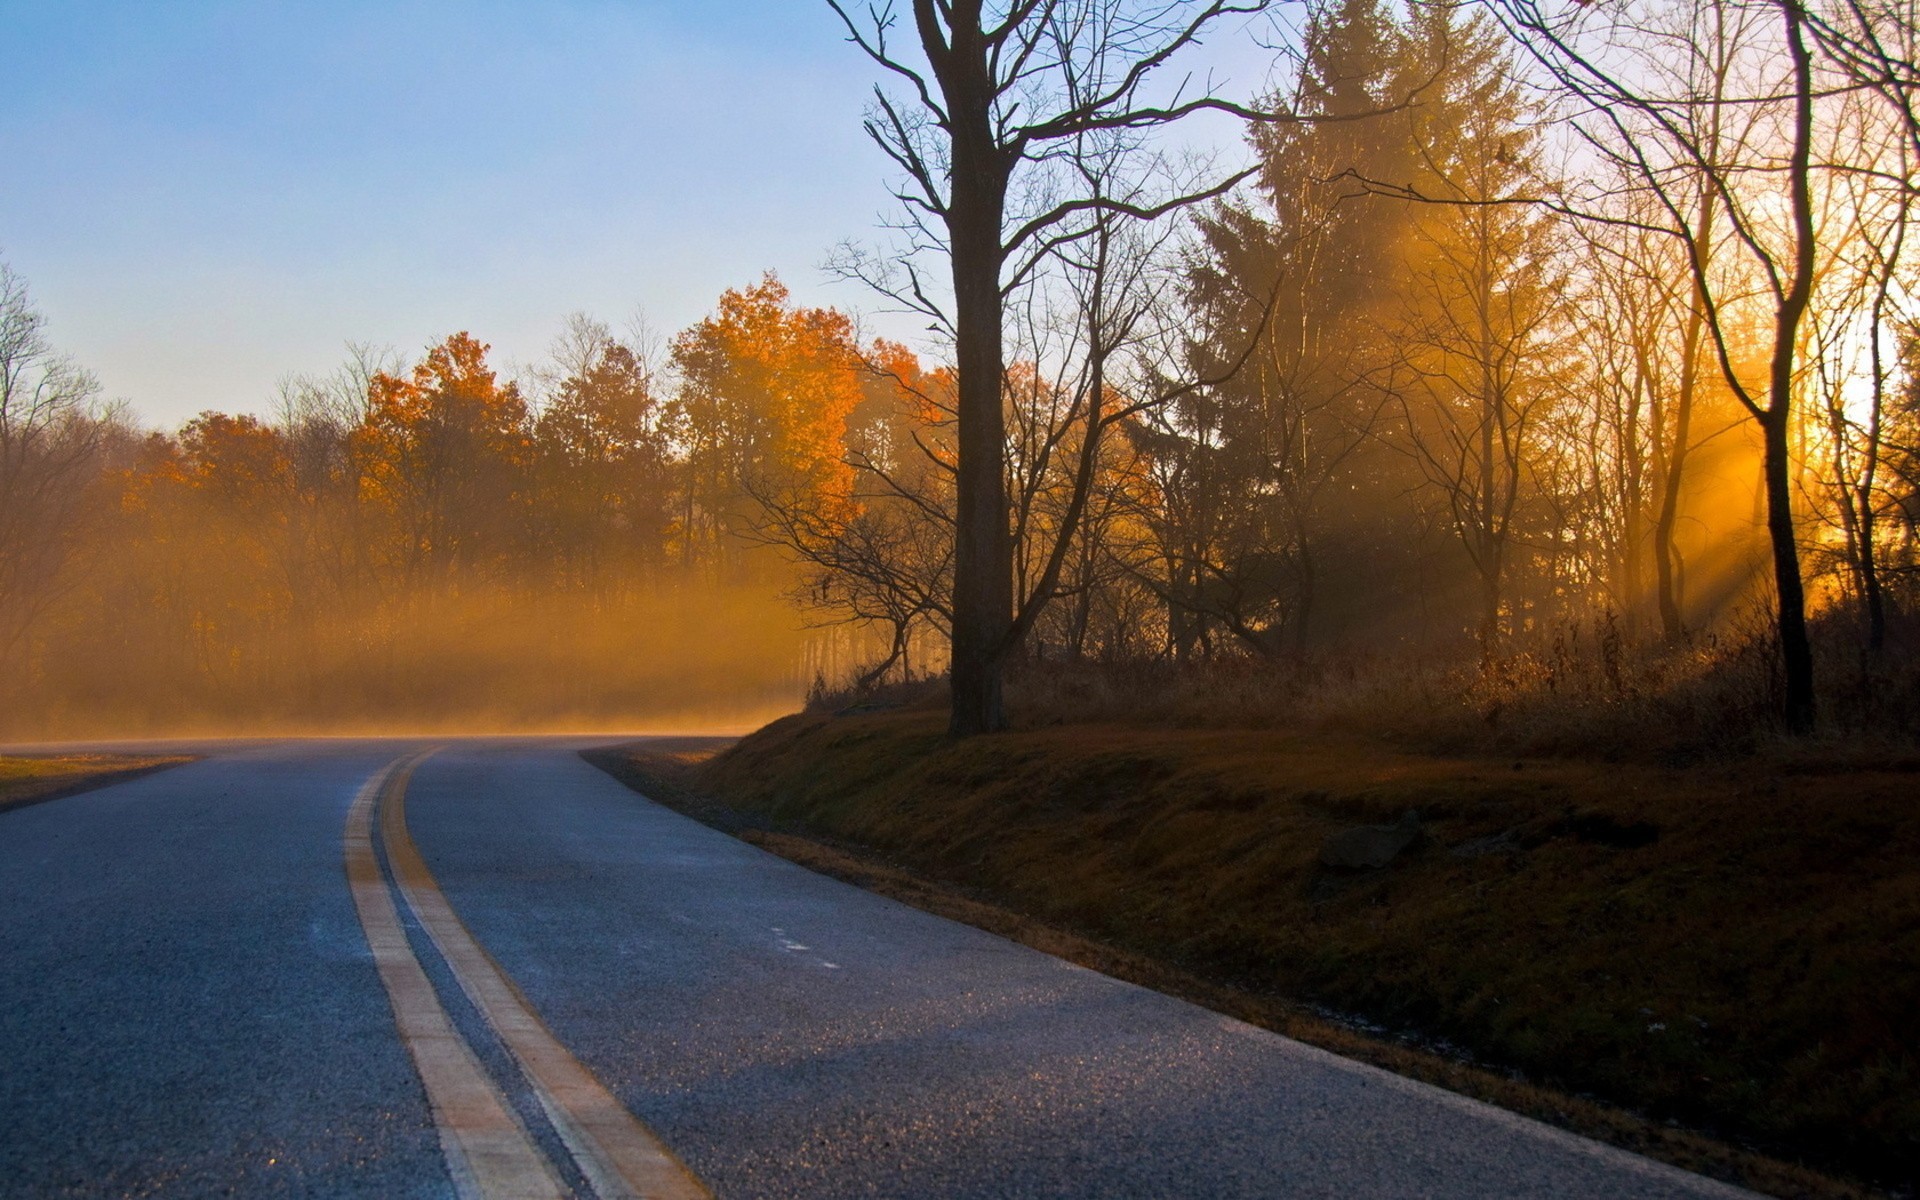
[0,755,194,813]
[589,711,1917,1200]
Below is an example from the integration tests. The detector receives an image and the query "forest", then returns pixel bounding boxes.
[3,0,1918,750]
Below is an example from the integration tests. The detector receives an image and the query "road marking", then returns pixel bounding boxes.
[345,753,566,1200]
[379,754,711,1200]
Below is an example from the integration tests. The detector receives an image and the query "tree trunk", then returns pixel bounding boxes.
[1620,382,1644,641]
[1291,534,1315,659]
[1765,0,1818,734]
[1652,364,1694,643]
[1762,410,1816,731]
[1862,505,1886,652]
[1860,385,1888,652]
[1859,179,1903,654]
[941,15,1014,737]
[1479,563,1502,663]
[1068,576,1093,660]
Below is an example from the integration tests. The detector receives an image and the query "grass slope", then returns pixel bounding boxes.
[608,709,1918,1196]
[0,755,194,814]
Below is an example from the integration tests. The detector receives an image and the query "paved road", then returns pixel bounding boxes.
[0,738,1757,1199]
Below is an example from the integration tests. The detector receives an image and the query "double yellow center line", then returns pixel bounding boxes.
[346,750,710,1200]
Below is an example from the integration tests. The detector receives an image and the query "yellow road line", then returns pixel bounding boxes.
[345,753,566,1200]
[379,754,711,1200]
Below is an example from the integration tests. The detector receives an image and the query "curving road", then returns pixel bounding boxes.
[0,738,1756,1199]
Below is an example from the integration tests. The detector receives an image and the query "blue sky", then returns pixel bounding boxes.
[1,2,1277,425]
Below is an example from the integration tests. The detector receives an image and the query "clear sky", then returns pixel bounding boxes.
[0,1,1277,426]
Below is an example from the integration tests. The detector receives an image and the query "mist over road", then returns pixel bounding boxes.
[0,738,1753,1198]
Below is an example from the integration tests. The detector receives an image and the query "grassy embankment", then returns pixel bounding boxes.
[590,703,1918,1200]
[0,755,194,814]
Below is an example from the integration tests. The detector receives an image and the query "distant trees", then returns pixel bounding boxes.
[0,269,903,734]
[0,262,104,680]
[533,317,674,583]
[359,332,533,585]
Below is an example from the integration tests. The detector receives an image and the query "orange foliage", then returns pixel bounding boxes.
[671,274,864,529]
[356,333,531,578]
[180,413,291,506]
[849,339,955,477]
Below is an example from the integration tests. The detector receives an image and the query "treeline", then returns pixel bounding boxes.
[0,272,916,735]
[5,0,1918,739]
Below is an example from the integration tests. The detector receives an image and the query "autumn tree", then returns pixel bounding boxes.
[174,414,298,684]
[668,274,863,572]
[533,316,675,583]
[356,333,532,586]
[273,343,403,614]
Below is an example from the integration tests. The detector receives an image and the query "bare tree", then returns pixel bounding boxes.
[752,474,956,690]
[0,261,104,674]
[1802,94,1913,651]
[827,0,1301,734]
[1473,0,1920,730]
[768,141,1227,692]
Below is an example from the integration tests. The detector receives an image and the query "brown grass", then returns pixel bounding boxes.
[1000,619,1918,763]
[590,711,1919,1198]
[0,755,195,813]
[816,606,1920,765]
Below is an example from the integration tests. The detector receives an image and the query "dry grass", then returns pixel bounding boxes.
[0,755,194,813]
[598,711,1920,1197]
[873,607,1920,764]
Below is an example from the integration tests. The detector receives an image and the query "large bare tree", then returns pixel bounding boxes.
[827,0,1297,734]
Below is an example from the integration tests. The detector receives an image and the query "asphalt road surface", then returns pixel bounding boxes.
[0,738,1758,1199]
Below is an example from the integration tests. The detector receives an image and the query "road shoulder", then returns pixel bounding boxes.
[0,754,196,815]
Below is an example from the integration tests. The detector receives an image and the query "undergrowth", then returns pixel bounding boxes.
[810,604,1920,764]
